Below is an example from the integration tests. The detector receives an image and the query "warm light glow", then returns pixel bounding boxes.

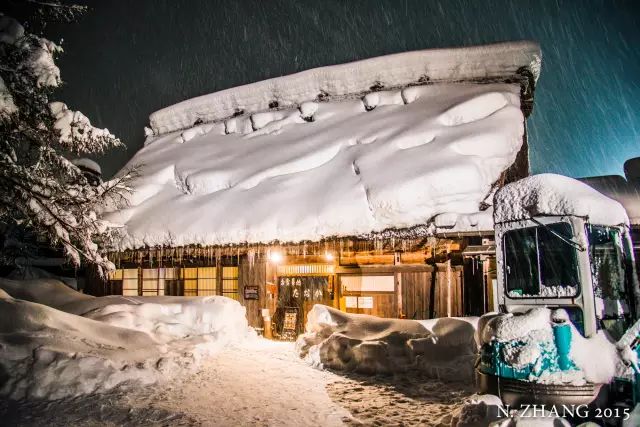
[269,251,283,263]
[324,252,334,261]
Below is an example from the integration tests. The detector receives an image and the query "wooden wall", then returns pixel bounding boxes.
[399,265,464,319]
[238,257,267,328]
[400,269,432,320]
[102,247,481,329]
[434,264,464,318]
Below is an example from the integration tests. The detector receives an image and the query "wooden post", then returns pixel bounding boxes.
[394,251,403,318]
[446,243,452,318]
[262,308,272,339]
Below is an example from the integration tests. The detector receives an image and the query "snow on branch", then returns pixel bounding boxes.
[0,11,132,272]
[50,102,122,153]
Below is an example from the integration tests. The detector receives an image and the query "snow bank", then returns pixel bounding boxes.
[79,296,250,344]
[0,278,253,400]
[494,174,629,226]
[148,41,540,135]
[0,277,92,308]
[451,394,571,427]
[106,82,524,249]
[296,305,478,382]
[479,308,625,386]
[7,265,78,289]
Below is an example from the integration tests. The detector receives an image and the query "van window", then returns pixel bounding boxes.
[504,223,580,298]
[587,224,633,340]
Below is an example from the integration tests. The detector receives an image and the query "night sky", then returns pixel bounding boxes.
[38,0,640,178]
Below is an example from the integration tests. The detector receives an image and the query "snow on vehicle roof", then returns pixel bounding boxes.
[148,41,540,136]
[494,174,629,226]
[105,80,525,250]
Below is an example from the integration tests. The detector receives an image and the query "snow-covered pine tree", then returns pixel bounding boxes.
[0,3,134,275]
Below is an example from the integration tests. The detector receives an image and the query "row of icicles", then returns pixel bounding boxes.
[108,236,445,269]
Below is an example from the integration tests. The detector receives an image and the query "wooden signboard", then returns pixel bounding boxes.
[243,285,259,300]
[281,307,298,340]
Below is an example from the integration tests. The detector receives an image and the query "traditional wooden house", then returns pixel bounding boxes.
[99,41,542,335]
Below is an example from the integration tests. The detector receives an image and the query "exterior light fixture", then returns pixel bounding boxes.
[269,251,283,263]
[324,252,334,261]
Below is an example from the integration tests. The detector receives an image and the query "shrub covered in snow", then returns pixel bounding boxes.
[296,304,478,382]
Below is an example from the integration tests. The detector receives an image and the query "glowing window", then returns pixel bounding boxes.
[222,266,239,300]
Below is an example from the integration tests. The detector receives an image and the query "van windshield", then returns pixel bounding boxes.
[504,222,580,298]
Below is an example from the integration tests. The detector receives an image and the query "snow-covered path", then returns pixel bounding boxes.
[0,339,473,426]
[149,340,349,426]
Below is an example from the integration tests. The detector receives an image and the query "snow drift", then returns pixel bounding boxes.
[106,81,525,249]
[450,393,572,427]
[296,305,478,382]
[0,278,252,400]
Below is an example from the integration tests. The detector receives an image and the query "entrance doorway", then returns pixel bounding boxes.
[273,275,334,337]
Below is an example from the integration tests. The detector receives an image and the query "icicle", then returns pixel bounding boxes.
[248,248,256,269]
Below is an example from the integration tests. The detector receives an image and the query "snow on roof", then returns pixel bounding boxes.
[148,41,541,136]
[71,157,102,175]
[106,81,525,249]
[494,174,630,226]
[433,209,495,235]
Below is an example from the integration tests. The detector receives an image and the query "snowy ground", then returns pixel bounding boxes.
[0,278,478,426]
[0,339,474,426]
[0,279,599,426]
[328,372,474,426]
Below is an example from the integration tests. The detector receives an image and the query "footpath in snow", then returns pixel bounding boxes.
[1,339,478,427]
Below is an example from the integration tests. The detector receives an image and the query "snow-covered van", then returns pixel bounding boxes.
[477,174,640,410]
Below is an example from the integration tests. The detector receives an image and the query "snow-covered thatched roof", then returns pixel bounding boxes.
[148,41,541,136]
[105,42,541,250]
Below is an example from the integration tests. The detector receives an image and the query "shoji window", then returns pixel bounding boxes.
[122,269,139,296]
[197,267,217,296]
[142,268,160,295]
[182,268,198,296]
[222,266,239,300]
